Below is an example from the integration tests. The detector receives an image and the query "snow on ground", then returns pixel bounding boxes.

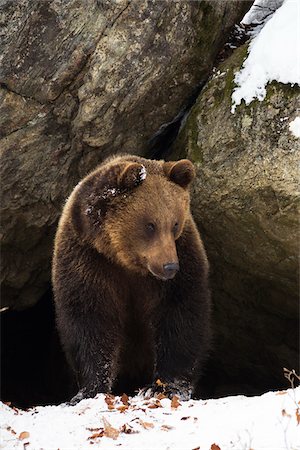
[1,388,299,450]
[231,0,300,112]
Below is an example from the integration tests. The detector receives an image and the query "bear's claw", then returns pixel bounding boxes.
[140,380,192,401]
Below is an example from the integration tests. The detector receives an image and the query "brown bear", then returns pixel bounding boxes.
[52,154,211,404]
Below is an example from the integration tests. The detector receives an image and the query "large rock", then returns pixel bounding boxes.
[0,0,251,310]
[173,44,299,394]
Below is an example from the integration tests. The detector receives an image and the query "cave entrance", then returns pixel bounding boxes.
[1,290,74,409]
[0,288,295,409]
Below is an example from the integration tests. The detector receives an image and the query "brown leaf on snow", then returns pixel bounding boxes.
[148,404,159,409]
[120,423,138,434]
[134,407,147,413]
[276,390,287,395]
[88,430,104,440]
[105,394,115,409]
[139,419,154,430]
[296,408,300,425]
[180,416,191,421]
[7,426,17,435]
[148,399,162,409]
[192,447,200,450]
[19,431,30,440]
[156,392,167,400]
[11,406,20,415]
[171,395,181,409]
[121,393,129,405]
[211,444,221,450]
[156,379,167,387]
[161,424,174,431]
[102,417,119,440]
[282,409,291,418]
[117,405,129,413]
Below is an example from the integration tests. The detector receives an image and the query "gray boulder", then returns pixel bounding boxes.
[0,0,251,309]
[173,44,299,392]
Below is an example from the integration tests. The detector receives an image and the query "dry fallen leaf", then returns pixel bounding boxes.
[180,416,190,421]
[282,409,292,418]
[276,391,287,395]
[148,400,162,409]
[134,407,147,413]
[139,419,154,430]
[12,406,20,415]
[121,393,129,405]
[156,379,166,387]
[211,444,221,450]
[105,394,115,409]
[296,408,300,425]
[192,447,200,450]
[7,426,17,435]
[161,424,174,431]
[117,405,129,413]
[171,395,181,409]
[88,430,104,440]
[120,423,137,434]
[102,417,119,440]
[156,392,167,400]
[19,431,30,440]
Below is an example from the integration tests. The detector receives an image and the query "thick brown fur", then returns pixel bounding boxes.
[52,154,211,403]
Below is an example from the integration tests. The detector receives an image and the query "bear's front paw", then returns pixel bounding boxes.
[141,379,192,401]
[68,387,98,405]
[68,389,87,406]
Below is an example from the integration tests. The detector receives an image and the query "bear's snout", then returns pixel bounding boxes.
[163,262,179,279]
[148,261,179,281]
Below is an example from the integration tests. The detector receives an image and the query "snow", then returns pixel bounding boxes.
[289,116,300,138]
[139,164,147,181]
[242,0,284,29]
[232,0,300,113]
[1,388,299,450]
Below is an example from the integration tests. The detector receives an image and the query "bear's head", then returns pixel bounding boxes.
[71,158,195,281]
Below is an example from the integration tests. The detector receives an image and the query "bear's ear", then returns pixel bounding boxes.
[118,162,147,189]
[163,159,195,189]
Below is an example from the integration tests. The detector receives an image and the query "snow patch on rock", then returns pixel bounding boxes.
[289,116,300,138]
[232,0,300,113]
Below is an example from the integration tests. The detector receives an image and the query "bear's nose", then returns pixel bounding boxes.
[163,262,179,279]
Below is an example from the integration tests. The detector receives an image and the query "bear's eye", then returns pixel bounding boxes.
[146,222,156,234]
[173,222,179,234]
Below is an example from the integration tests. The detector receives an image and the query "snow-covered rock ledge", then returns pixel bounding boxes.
[1,388,299,450]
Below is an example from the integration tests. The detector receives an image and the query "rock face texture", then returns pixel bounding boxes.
[0,0,251,309]
[173,45,299,394]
